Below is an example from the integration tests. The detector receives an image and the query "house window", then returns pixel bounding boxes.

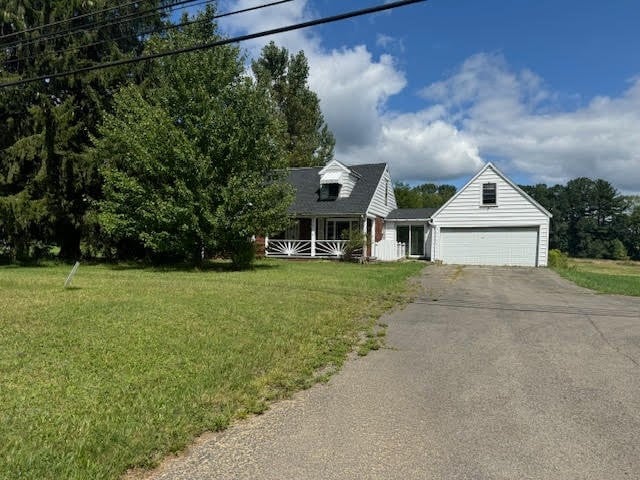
[326,219,359,240]
[320,183,341,201]
[396,225,424,257]
[482,183,497,205]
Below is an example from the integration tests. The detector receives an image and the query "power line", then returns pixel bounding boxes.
[0,0,427,89]
[3,0,293,67]
[3,10,209,67]
[1,0,187,42]
[1,0,205,51]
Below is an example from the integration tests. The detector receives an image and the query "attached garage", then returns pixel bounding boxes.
[430,163,552,267]
[439,227,539,267]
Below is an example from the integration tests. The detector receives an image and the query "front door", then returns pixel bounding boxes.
[397,225,424,257]
[410,225,424,256]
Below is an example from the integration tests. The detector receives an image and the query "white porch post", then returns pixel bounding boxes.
[362,215,368,258]
[311,217,316,257]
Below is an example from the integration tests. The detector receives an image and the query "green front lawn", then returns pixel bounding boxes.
[553,258,640,296]
[0,260,423,479]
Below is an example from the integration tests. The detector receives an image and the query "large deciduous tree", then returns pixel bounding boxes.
[92,8,293,265]
[252,41,335,167]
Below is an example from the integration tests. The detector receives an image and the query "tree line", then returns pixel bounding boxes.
[521,180,640,260]
[394,182,457,209]
[0,2,333,266]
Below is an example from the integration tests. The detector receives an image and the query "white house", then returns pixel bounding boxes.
[384,163,552,266]
[265,160,552,267]
[265,160,397,258]
[430,163,551,266]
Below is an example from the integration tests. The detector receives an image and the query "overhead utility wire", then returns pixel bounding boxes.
[4,0,292,66]
[1,0,207,50]
[1,0,195,41]
[0,0,426,89]
[3,8,211,67]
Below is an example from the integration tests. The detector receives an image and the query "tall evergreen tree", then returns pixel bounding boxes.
[252,41,335,167]
[0,0,173,260]
[523,178,632,259]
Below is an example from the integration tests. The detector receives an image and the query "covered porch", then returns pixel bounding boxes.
[265,216,370,258]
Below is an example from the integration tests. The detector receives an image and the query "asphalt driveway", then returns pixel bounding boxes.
[143,265,640,480]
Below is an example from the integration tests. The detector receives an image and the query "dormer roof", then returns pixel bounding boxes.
[285,163,388,216]
[320,170,342,183]
[319,159,351,176]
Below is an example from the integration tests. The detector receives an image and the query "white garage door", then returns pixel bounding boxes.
[440,227,539,266]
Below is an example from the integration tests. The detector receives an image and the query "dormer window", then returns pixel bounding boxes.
[318,160,359,200]
[320,183,341,201]
[482,183,497,205]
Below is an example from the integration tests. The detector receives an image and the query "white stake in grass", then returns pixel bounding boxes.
[64,261,80,289]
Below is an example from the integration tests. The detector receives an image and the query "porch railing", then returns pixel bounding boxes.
[316,240,350,257]
[265,240,311,257]
[266,239,355,258]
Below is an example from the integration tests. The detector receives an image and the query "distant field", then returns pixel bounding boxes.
[0,260,423,480]
[554,258,640,296]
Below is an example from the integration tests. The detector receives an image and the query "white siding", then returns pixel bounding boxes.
[385,220,397,241]
[366,168,397,218]
[338,172,357,198]
[538,222,549,267]
[432,168,549,227]
[432,165,551,266]
[425,226,433,259]
[318,160,356,198]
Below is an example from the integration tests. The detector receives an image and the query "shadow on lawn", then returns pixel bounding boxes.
[1,259,281,273]
[105,259,281,273]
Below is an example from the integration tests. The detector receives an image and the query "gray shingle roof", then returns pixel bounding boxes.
[286,163,387,216]
[387,208,437,220]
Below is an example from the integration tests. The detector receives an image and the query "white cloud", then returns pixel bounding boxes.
[217,2,640,191]
[219,1,404,148]
[217,0,478,181]
[420,53,640,190]
[310,47,405,148]
[376,33,405,52]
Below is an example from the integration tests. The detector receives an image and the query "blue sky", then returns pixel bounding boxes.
[202,0,640,192]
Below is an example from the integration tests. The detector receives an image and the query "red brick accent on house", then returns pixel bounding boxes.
[375,217,384,242]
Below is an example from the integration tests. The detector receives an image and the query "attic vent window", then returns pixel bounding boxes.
[482,183,497,205]
[320,183,341,201]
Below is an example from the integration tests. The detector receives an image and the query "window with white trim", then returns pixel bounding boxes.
[482,183,497,205]
[320,183,341,201]
[325,219,359,240]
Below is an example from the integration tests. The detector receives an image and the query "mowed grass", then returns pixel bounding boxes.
[0,260,423,480]
[554,258,640,296]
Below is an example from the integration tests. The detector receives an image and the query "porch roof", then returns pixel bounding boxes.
[286,163,387,216]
